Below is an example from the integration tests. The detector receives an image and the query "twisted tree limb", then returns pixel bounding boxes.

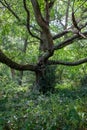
[47,58,87,66]
[0,49,37,71]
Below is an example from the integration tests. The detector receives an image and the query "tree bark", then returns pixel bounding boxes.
[35,65,56,93]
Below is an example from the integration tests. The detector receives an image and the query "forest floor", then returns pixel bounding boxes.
[0,82,87,130]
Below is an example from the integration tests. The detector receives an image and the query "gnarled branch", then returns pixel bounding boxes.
[23,0,41,40]
[53,20,87,41]
[0,49,37,71]
[54,31,87,50]
[0,0,20,21]
[47,58,87,66]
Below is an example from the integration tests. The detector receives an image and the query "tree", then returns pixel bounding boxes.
[0,0,87,93]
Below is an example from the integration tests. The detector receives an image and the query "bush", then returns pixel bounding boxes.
[0,83,87,130]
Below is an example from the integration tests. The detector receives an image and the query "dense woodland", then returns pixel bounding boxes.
[0,0,87,129]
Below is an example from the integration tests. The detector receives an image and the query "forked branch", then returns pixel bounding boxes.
[54,31,87,50]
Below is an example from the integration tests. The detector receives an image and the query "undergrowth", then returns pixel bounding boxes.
[0,79,87,130]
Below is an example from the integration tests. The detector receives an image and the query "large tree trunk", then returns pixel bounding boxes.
[35,65,56,93]
[34,29,55,93]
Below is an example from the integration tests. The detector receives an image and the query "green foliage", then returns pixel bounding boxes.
[80,75,87,86]
[0,0,87,129]
[0,79,87,130]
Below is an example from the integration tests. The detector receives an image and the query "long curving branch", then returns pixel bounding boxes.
[53,8,87,41]
[54,31,87,50]
[0,0,20,21]
[0,49,37,71]
[53,30,69,40]
[47,57,87,66]
[23,0,41,40]
[53,20,87,41]
[0,0,40,33]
